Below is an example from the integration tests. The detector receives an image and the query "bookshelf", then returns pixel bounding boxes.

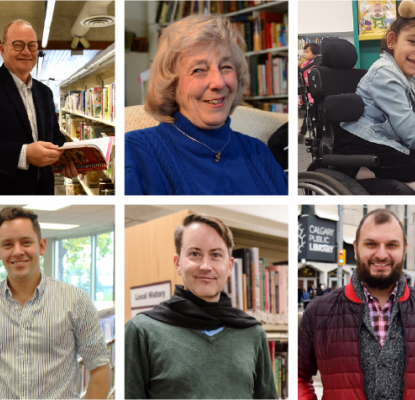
[77,303,115,399]
[128,1,287,113]
[58,44,116,196]
[125,208,288,399]
[125,209,288,327]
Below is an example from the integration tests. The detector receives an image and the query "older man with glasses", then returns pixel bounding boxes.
[0,19,78,195]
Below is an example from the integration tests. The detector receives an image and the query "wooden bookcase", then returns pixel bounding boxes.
[127,1,288,111]
[58,44,115,196]
[124,209,288,329]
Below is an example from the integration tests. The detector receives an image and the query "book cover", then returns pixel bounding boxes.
[52,137,114,174]
[232,248,252,312]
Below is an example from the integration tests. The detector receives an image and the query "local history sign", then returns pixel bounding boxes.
[298,215,337,262]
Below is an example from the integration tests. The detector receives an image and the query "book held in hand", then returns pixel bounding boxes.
[52,137,114,173]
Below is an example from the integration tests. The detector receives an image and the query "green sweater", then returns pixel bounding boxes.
[125,314,277,399]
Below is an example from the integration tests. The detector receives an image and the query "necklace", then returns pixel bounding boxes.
[172,124,230,162]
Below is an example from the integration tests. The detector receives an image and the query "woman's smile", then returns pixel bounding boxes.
[176,45,238,130]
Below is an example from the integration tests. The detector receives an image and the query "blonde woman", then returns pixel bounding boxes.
[125,14,288,195]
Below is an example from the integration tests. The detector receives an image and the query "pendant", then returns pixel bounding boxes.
[215,152,221,162]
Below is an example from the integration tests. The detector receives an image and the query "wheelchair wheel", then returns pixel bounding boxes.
[298,169,369,195]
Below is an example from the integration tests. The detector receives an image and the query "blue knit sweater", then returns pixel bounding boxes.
[125,112,288,195]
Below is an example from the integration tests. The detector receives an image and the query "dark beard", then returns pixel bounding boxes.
[356,253,403,290]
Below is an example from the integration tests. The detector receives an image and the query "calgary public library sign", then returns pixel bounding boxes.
[298,215,337,263]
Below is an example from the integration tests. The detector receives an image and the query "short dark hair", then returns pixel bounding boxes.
[380,15,415,55]
[175,213,234,256]
[0,207,42,242]
[304,42,320,56]
[355,208,406,246]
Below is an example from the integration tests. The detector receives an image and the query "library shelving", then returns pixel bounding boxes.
[77,302,115,399]
[58,43,115,196]
[143,1,288,113]
[124,209,288,332]
[125,208,288,399]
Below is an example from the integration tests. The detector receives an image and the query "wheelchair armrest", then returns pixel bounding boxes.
[322,154,379,168]
[324,93,364,122]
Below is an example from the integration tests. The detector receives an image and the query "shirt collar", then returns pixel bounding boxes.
[361,280,398,305]
[1,269,46,299]
[9,69,33,89]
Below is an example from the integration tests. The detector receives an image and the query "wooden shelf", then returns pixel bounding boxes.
[61,108,116,127]
[59,126,79,142]
[78,178,99,196]
[266,332,288,341]
[245,94,287,100]
[245,46,288,57]
[225,1,288,17]
[262,324,288,332]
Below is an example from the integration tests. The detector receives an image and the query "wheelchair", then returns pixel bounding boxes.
[298,37,415,195]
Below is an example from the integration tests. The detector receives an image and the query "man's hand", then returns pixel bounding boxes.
[61,161,80,178]
[86,363,111,399]
[27,141,63,167]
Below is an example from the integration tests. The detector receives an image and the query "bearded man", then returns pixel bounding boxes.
[298,208,415,400]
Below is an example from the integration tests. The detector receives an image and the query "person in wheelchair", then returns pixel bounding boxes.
[339,1,415,191]
[299,1,415,195]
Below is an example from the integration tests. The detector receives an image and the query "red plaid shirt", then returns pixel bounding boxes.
[362,282,398,347]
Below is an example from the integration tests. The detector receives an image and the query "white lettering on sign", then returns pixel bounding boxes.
[309,225,335,236]
[309,243,335,253]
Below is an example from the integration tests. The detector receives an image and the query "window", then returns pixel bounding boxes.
[55,232,114,302]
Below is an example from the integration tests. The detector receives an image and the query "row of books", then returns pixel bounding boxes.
[61,84,116,123]
[298,36,324,50]
[233,12,287,52]
[155,1,276,23]
[248,55,287,97]
[224,247,288,324]
[61,115,114,140]
[268,341,288,399]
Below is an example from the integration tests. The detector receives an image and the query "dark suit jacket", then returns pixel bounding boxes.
[0,64,66,195]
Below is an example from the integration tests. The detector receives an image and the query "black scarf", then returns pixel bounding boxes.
[143,285,261,330]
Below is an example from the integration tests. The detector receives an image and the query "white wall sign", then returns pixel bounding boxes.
[130,281,171,318]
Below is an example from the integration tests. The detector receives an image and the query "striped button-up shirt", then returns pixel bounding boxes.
[362,282,398,347]
[9,71,38,171]
[0,271,110,399]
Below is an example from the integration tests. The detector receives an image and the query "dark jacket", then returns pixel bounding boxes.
[0,64,65,195]
[298,275,415,400]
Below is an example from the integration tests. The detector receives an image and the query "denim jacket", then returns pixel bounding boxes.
[340,52,415,154]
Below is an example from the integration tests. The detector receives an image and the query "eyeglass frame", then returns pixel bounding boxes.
[1,40,38,52]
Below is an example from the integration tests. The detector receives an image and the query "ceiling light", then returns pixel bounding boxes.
[37,53,44,80]
[42,0,57,48]
[79,37,90,49]
[71,36,80,49]
[40,223,79,230]
[24,205,70,211]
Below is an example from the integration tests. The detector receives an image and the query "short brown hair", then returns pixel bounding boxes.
[0,207,42,242]
[355,208,406,246]
[175,213,234,256]
[2,19,36,44]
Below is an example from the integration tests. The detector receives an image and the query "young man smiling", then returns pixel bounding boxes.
[0,207,111,399]
[299,208,415,400]
[125,213,277,399]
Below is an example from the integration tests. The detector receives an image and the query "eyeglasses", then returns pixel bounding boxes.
[2,40,38,52]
